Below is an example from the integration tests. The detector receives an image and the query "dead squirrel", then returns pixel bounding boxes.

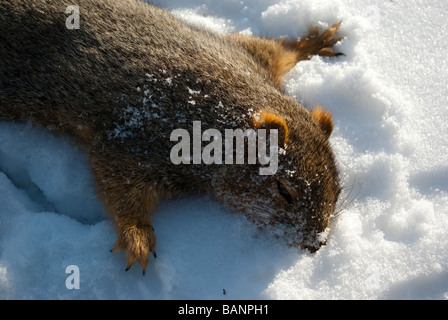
[0,0,343,274]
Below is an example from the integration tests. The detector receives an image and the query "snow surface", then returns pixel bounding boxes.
[1,0,447,299]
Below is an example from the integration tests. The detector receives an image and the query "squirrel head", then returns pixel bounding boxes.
[210,107,341,252]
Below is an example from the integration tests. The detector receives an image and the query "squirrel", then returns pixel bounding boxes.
[0,0,343,275]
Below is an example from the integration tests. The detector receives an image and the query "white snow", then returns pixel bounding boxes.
[1,0,447,299]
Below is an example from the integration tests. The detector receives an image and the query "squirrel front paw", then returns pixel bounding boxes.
[111,222,157,275]
[282,22,344,61]
[301,22,344,58]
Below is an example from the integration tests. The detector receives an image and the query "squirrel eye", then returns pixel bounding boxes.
[277,180,294,206]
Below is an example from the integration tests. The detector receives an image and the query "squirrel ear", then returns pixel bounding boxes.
[253,110,289,147]
[311,106,334,139]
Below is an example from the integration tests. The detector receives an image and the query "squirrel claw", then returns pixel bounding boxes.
[111,222,157,275]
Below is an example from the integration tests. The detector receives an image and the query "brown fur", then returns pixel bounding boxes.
[0,0,343,274]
